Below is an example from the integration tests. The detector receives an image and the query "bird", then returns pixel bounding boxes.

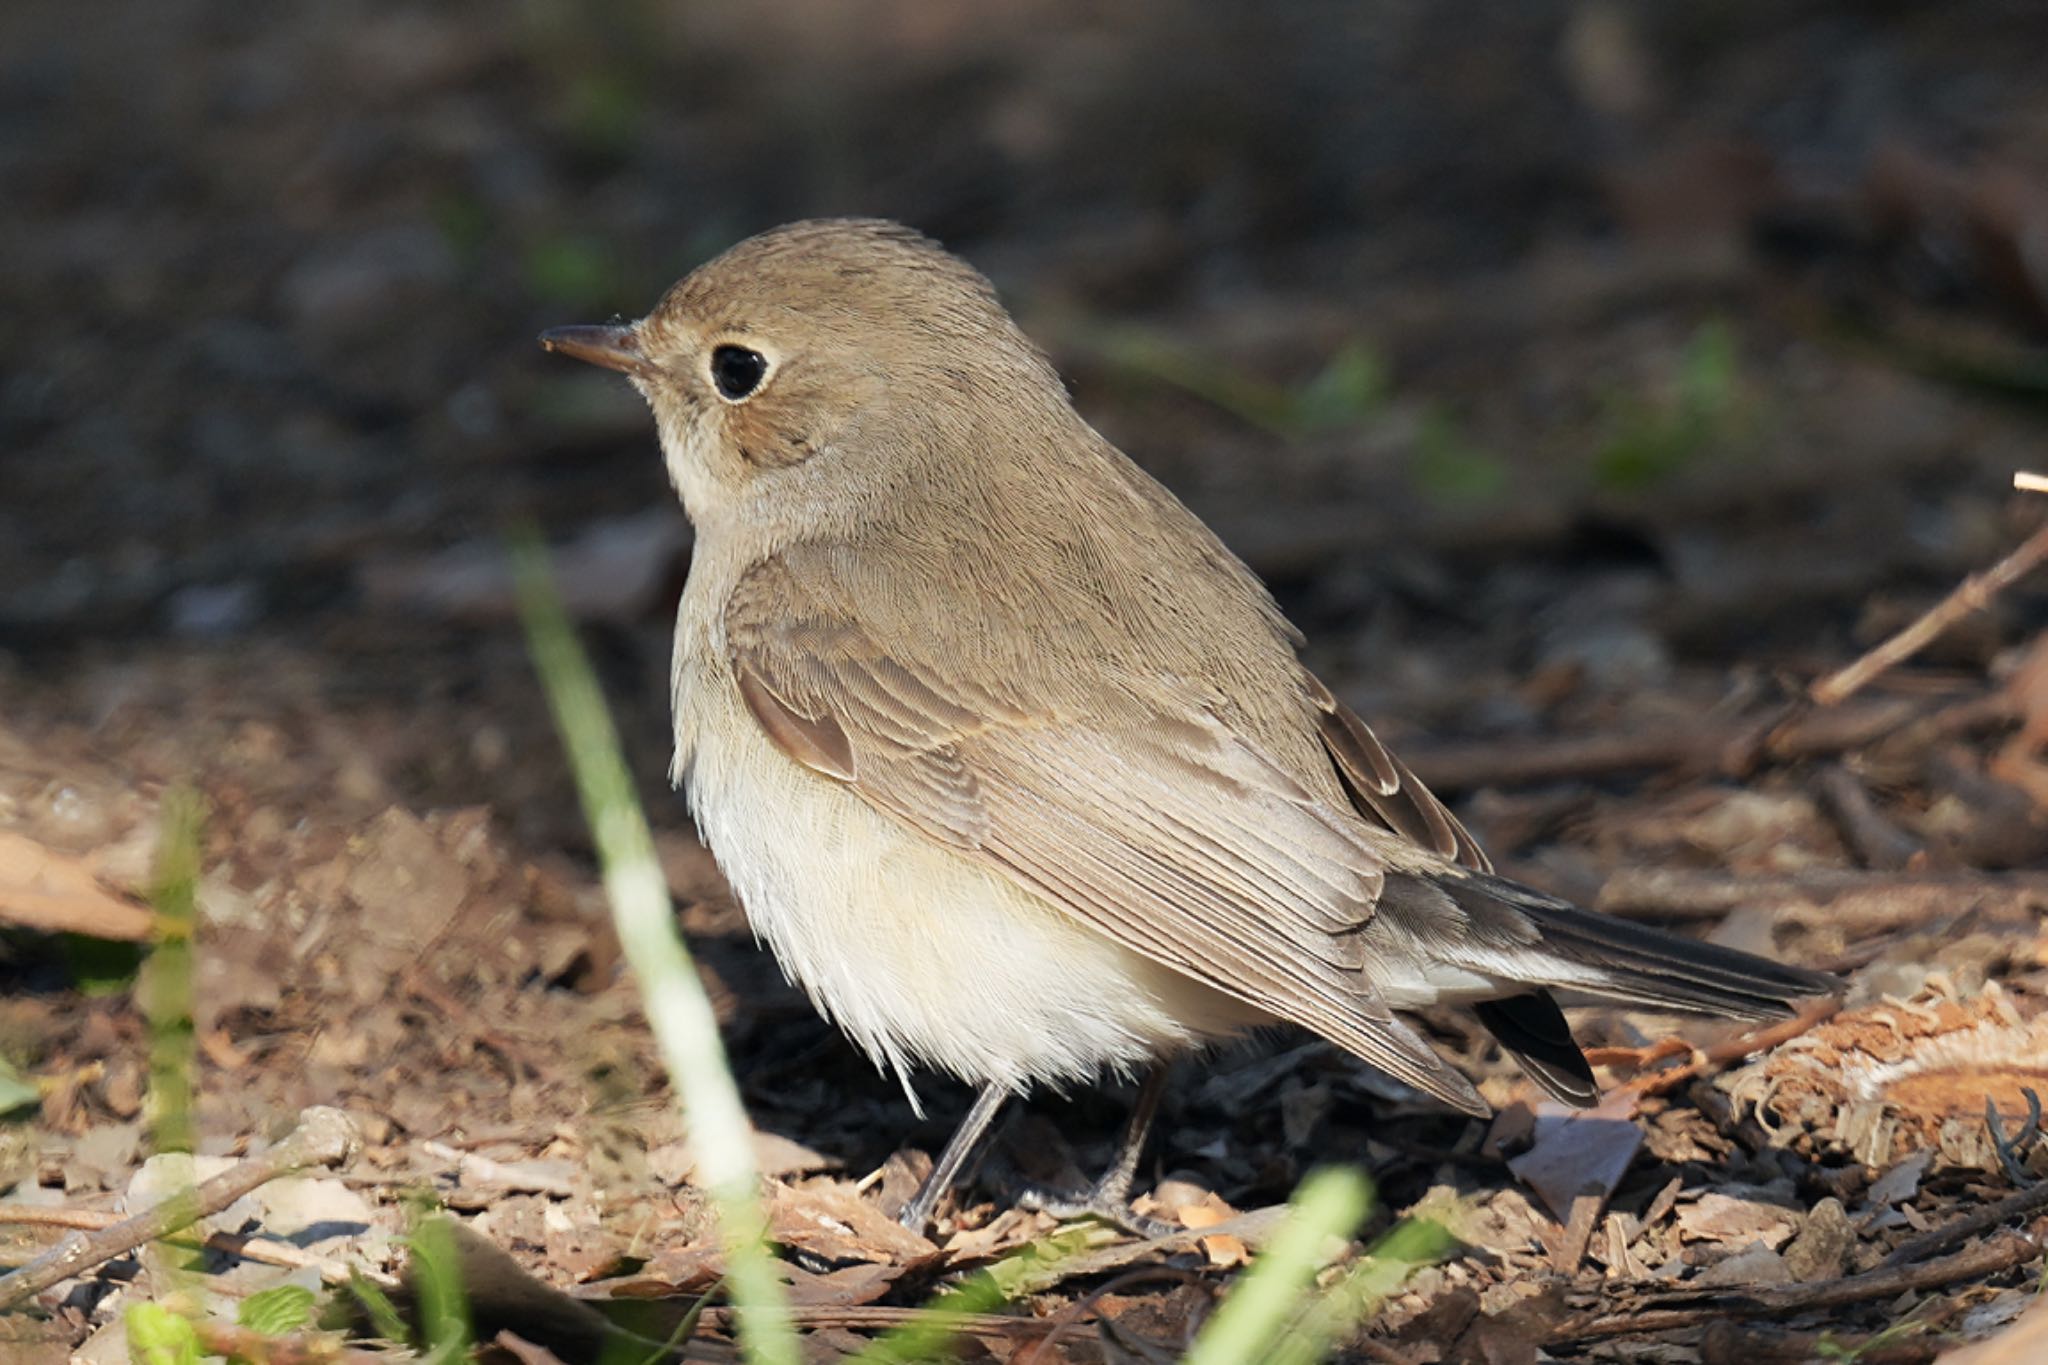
[539,218,1838,1234]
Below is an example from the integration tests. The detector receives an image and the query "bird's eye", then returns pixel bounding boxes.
[710,345,769,401]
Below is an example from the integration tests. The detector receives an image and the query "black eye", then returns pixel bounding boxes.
[710,345,768,400]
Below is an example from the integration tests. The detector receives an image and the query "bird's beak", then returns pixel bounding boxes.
[539,323,654,377]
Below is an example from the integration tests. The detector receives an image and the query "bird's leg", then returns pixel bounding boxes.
[897,1081,1010,1233]
[1017,1063,1177,1238]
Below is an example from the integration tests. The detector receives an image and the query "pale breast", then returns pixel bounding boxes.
[671,642,1267,1102]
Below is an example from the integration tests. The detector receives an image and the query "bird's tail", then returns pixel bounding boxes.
[1384,870,1839,1108]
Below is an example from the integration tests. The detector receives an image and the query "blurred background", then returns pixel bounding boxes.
[6,0,2048,1348]
[6,1,2047,832]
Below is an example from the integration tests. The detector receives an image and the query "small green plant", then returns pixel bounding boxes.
[1261,1214,1458,1365]
[844,1228,1095,1364]
[523,234,628,313]
[1183,1168,1373,1365]
[1592,318,1747,492]
[1813,1305,1935,1361]
[126,1301,204,1365]
[408,1214,475,1365]
[1410,403,1508,505]
[140,789,203,1160]
[514,533,797,1365]
[236,1283,316,1336]
[347,1266,413,1345]
[1087,327,1387,438]
[59,933,146,997]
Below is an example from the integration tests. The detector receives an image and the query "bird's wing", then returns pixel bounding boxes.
[723,549,1488,1115]
[1306,674,1492,874]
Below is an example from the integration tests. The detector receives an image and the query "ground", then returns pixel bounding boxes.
[3,2,2048,1361]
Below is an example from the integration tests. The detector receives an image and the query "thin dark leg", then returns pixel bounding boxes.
[1092,1062,1170,1206]
[1018,1062,1176,1237]
[897,1081,1009,1233]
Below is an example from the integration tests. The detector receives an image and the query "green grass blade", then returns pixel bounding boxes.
[1261,1216,1458,1365]
[511,533,796,1365]
[142,788,203,1159]
[1183,1167,1374,1365]
[847,1229,1089,1365]
[409,1214,474,1364]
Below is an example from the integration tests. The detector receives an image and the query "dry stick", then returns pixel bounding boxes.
[1882,1178,2048,1268]
[701,1304,1058,1339]
[1588,1001,1839,1100]
[1548,1227,2043,1344]
[1813,764,1926,870]
[1407,694,1946,794]
[1013,1267,1202,1365]
[191,1322,392,1365]
[1698,1320,1942,1365]
[0,1106,360,1312]
[1593,867,2048,930]
[0,1206,346,1281]
[1812,517,2048,707]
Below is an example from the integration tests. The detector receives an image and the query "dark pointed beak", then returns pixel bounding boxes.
[539,323,654,377]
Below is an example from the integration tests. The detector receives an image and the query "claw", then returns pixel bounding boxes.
[1984,1087,2042,1185]
[1017,1182,1180,1239]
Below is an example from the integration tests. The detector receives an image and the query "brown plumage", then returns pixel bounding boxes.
[541,218,1837,1229]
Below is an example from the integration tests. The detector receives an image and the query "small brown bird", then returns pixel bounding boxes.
[542,219,1836,1233]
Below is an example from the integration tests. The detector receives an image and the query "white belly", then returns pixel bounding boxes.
[676,677,1265,1104]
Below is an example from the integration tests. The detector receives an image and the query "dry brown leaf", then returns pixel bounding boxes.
[1937,1295,2048,1363]
[1505,1090,1644,1221]
[0,829,155,941]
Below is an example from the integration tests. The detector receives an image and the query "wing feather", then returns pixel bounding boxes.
[1307,675,1492,874]
[725,552,1489,1115]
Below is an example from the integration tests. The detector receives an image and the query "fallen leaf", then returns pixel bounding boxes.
[1937,1293,2048,1363]
[0,830,155,940]
[1506,1090,1644,1221]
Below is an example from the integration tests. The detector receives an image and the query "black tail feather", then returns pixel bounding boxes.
[1418,872,1838,1102]
[1445,873,1839,1020]
[1472,993,1599,1108]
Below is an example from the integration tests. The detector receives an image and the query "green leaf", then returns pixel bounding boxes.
[125,1302,202,1365]
[59,933,145,996]
[347,1267,412,1347]
[406,1215,473,1361]
[1184,1167,1376,1365]
[524,235,622,311]
[237,1283,316,1336]
[1294,341,1387,430]
[1411,405,1507,504]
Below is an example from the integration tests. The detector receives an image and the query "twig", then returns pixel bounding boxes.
[192,1322,391,1365]
[0,1205,347,1281]
[1407,695,1956,794]
[1593,867,2048,931]
[1590,1002,1839,1100]
[1548,1227,2042,1343]
[701,1303,1057,1338]
[1012,1268,1201,1365]
[1882,1178,2048,1267]
[1699,1320,1941,1365]
[1813,764,1926,870]
[1811,518,2048,706]
[0,1106,360,1311]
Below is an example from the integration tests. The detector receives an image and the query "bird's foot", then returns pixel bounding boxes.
[1986,1087,2042,1185]
[1016,1173,1178,1239]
